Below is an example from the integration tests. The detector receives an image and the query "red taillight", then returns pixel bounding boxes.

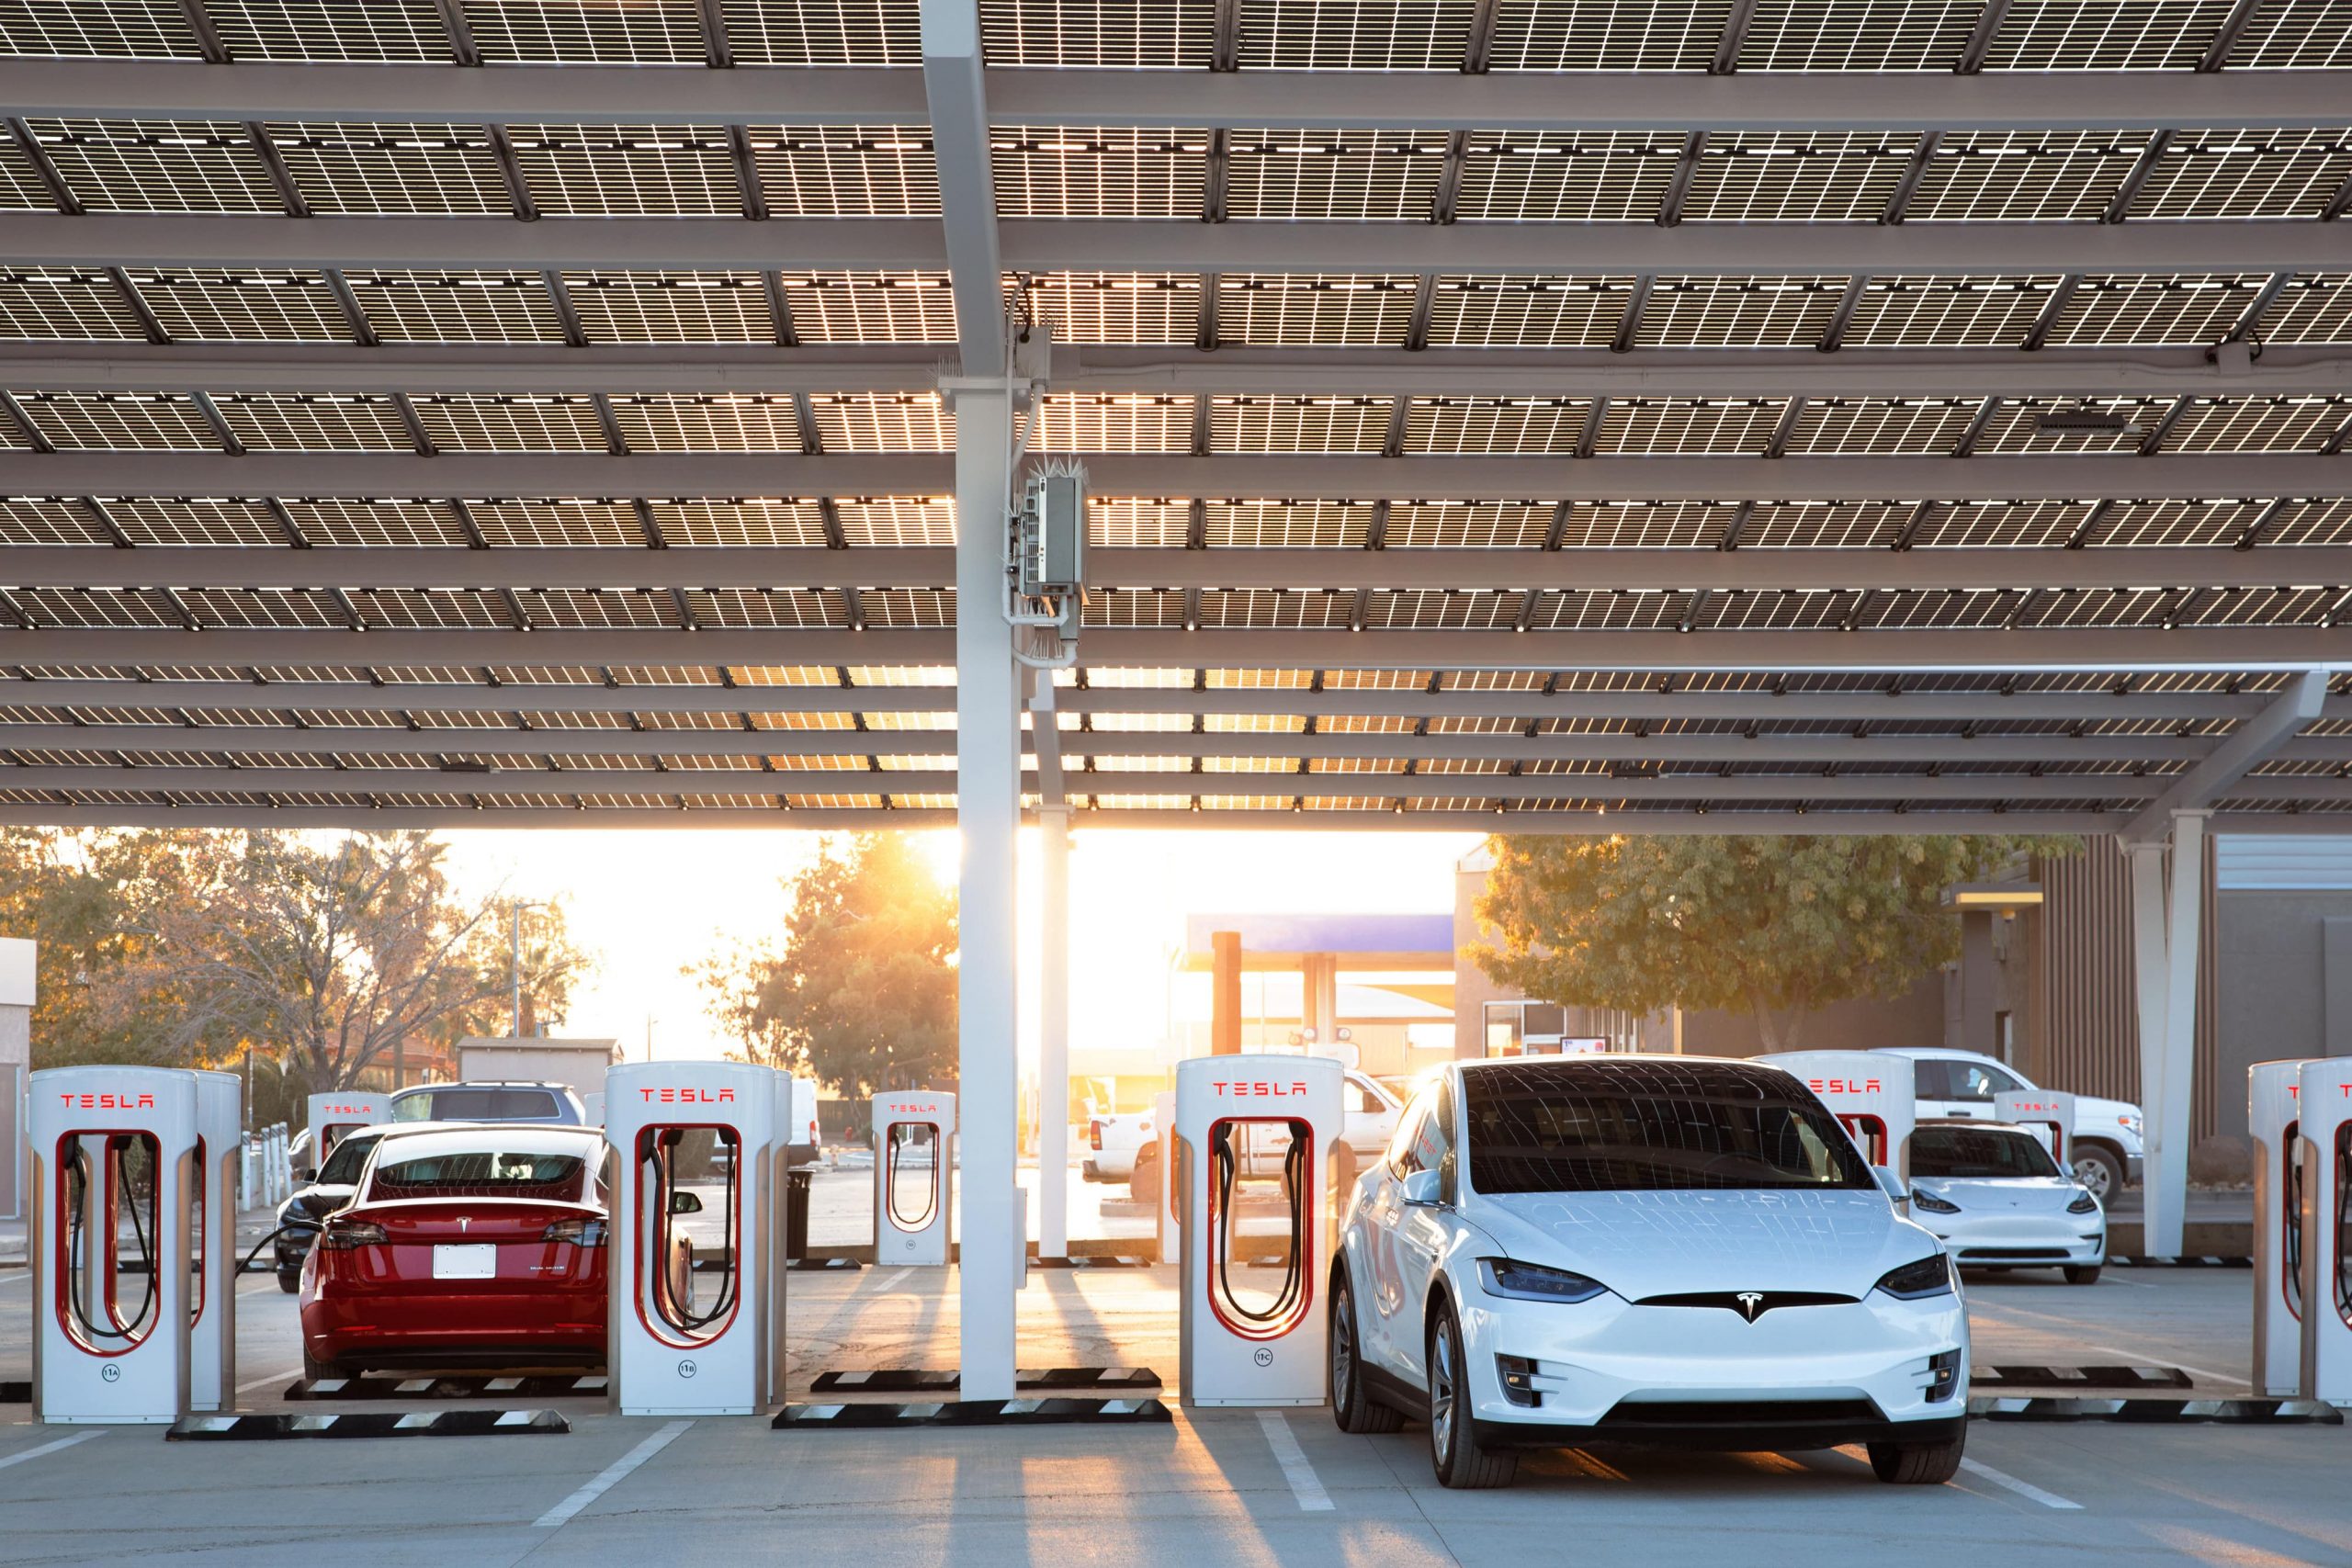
[319,1219,388,1251]
[1089,1120,1102,1150]
[543,1218,607,1247]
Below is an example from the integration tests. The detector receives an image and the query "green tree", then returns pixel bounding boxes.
[1470,834,2072,1052]
[106,830,589,1091]
[693,833,956,1099]
[0,829,204,1069]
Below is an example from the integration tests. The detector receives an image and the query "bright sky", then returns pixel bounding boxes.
[446,829,1485,1067]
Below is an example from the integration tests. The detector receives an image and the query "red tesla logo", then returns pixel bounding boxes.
[60,1092,155,1110]
[638,1088,738,1103]
[322,1104,375,1114]
[2008,1100,2062,1112]
[1211,1081,1310,1097]
[886,1101,940,1114]
[1807,1077,1883,1095]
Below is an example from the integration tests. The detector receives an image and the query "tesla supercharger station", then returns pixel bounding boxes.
[1774,1051,1918,1181]
[2296,1057,2352,1404]
[1175,1054,1341,1408]
[606,1059,784,1416]
[29,1066,199,1424]
[873,1091,954,1265]
[304,1090,388,1169]
[1994,1089,2076,1168]
[2252,1059,2318,1396]
[189,1069,241,1412]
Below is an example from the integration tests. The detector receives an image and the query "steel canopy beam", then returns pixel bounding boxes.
[4,623,2351,672]
[14,213,2350,277]
[12,545,2352,594]
[14,344,2351,401]
[7,58,2346,132]
[0,678,2327,726]
[920,0,1005,376]
[2119,665,2330,841]
[3,452,2340,503]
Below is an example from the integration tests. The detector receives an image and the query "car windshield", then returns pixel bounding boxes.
[1912,1125,2062,1179]
[366,1137,593,1201]
[1463,1061,1874,1194]
[315,1133,379,1186]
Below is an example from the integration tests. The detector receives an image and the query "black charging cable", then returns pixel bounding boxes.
[62,1140,158,1343]
[1211,1122,1308,1329]
[646,1130,736,1334]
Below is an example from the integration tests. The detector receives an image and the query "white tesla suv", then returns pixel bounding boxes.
[1329,1056,1970,1489]
[1906,1121,2107,1283]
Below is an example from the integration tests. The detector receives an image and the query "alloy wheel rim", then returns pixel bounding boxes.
[1430,1325,1455,1458]
[2076,1158,2111,1199]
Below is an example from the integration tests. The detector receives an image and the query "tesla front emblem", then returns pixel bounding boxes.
[1735,1292,1766,1322]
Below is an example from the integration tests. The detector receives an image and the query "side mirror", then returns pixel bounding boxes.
[669,1190,704,1215]
[292,1167,316,1184]
[1872,1166,1907,1202]
[1401,1168,1444,1208]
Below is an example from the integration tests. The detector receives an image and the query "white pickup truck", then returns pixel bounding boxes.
[1084,1066,1405,1204]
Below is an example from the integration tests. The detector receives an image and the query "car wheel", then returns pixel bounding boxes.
[2072,1145,2124,1201]
[1330,1267,1402,1435]
[2064,1265,2102,1285]
[1128,1150,1160,1208]
[1868,1426,1966,1485]
[1427,1302,1517,1489]
[301,1349,346,1384]
[276,1268,300,1294]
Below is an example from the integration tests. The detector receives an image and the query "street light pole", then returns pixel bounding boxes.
[509,897,546,1038]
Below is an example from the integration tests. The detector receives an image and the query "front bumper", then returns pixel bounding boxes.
[1917,1212,2104,1268]
[1456,1288,1968,1446]
[274,1225,318,1274]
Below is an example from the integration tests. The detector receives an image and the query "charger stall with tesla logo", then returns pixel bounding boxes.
[1175,1054,1342,1407]
[1773,1052,1917,1182]
[873,1091,955,1266]
[2251,1059,2316,1395]
[2296,1057,2352,1405]
[605,1060,786,1416]
[29,1066,200,1424]
[1993,1089,2077,1168]
[304,1091,388,1170]
[190,1070,241,1412]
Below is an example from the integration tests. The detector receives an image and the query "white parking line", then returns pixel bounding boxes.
[871,1268,913,1292]
[533,1420,693,1529]
[235,1366,303,1394]
[1961,1457,2084,1510]
[0,1431,102,1472]
[1255,1410,1333,1512]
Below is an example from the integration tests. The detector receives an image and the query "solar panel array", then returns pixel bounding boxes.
[0,0,2348,831]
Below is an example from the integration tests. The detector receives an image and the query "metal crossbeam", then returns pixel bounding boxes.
[9,59,2346,132]
[16,214,2350,277]
[6,543,2352,593]
[919,0,1005,375]
[1,451,2338,503]
[11,344,2348,400]
[4,625,2350,672]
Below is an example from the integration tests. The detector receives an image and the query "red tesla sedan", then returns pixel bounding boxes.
[299,1124,616,1378]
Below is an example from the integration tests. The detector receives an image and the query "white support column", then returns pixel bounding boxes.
[2125,812,2207,1258]
[1037,803,1070,1259]
[952,382,1020,1401]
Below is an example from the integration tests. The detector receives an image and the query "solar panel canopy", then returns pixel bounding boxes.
[0,0,2348,835]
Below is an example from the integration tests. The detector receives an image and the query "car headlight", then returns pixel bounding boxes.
[1478,1258,1610,1304]
[1873,1253,1955,1301]
[2066,1190,2100,1215]
[1909,1189,1962,1215]
[2118,1114,2142,1134]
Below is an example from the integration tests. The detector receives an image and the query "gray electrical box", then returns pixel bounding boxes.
[1022,468,1087,598]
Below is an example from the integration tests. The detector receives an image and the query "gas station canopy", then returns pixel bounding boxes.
[0,2,2346,835]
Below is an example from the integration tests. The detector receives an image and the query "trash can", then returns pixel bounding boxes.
[786,1168,812,1261]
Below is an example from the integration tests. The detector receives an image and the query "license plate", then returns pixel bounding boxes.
[433,1244,498,1280]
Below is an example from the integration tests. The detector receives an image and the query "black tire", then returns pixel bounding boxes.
[1427,1302,1517,1489]
[2064,1264,2102,1285]
[1868,1426,1966,1484]
[301,1349,346,1383]
[276,1268,300,1294]
[2072,1145,2125,1202]
[1330,1267,1403,1434]
[1128,1149,1160,1208]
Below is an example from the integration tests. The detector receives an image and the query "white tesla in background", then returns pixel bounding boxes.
[1329,1056,1969,1489]
[1906,1120,2108,1283]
